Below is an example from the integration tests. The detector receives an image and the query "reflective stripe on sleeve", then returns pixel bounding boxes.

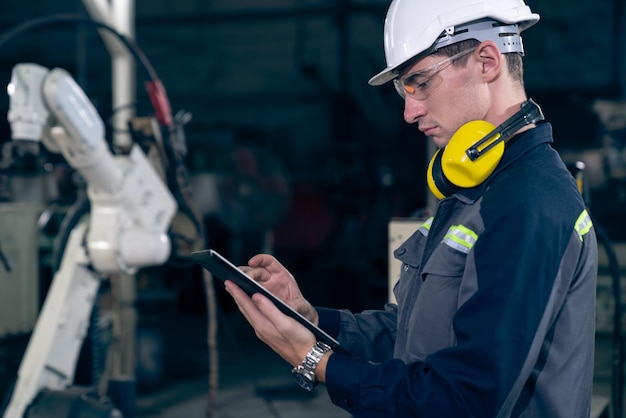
[418,216,434,237]
[442,224,478,254]
[575,209,593,241]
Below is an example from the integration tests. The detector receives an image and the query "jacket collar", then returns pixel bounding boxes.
[452,122,554,203]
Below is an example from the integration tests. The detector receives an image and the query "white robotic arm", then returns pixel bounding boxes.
[3,63,177,417]
[8,63,176,273]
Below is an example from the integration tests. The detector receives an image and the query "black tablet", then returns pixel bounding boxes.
[192,249,341,350]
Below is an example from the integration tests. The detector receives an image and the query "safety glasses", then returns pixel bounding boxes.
[393,47,476,100]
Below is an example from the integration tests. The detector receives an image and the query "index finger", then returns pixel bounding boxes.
[248,254,290,275]
[239,265,271,283]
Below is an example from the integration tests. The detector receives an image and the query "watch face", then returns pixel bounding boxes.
[292,369,316,391]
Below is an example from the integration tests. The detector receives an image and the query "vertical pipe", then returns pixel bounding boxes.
[81,0,139,399]
[82,0,137,149]
[110,0,136,150]
[108,0,138,386]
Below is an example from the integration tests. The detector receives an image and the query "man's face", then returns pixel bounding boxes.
[398,48,490,149]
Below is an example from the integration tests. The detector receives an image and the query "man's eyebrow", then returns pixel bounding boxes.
[403,67,433,79]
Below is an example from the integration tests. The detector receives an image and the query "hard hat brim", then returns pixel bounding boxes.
[368,67,397,86]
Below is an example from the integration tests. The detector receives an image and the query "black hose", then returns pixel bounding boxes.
[0,14,159,82]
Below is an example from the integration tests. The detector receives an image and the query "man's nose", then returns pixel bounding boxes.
[403,97,427,124]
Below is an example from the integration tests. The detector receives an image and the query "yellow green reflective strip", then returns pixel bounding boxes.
[418,216,434,237]
[443,224,478,254]
[575,209,593,241]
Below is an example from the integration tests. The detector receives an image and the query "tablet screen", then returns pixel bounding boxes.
[192,249,341,350]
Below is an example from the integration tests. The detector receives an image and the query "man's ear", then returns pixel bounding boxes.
[475,41,502,82]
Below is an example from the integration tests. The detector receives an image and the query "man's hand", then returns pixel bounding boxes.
[240,254,318,325]
[224,280,318,369]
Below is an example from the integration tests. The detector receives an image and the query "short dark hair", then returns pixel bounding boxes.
[435,39,524,86]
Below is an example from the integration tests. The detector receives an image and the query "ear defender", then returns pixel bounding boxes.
[427,98,544,199]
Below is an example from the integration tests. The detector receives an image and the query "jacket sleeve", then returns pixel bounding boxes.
[317,304,398,362]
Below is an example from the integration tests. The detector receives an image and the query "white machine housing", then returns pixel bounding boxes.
[8,63,176,274]
[3,63,177,418]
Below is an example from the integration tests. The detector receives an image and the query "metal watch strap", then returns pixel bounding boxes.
[292,341,332,391]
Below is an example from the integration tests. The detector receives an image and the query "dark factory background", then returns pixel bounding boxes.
[0,0,625,417]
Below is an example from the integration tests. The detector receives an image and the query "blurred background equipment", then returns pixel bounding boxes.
[0,5,211,417]
[2,61,178,418]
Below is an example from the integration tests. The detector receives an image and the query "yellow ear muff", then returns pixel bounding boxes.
[426,99,545,199]
[427,120,505,199]
[441,120,505,188]
[426,149,449,200]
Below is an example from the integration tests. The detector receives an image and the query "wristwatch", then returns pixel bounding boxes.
[292,341,332,391]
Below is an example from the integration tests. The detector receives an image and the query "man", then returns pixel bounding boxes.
[225,0,598,416]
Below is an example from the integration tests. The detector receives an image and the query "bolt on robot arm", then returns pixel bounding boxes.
[3,63,177,418]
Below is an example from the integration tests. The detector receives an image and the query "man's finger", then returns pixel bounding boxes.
[251,292,312,343]
[248,254,289,275]
[224,281,263,326]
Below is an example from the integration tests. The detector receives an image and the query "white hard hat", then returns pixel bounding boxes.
[369,0,540,86]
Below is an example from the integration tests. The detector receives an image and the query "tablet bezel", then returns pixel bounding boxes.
[192,249,341,350]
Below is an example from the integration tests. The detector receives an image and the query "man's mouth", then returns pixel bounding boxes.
[420,126,436,136]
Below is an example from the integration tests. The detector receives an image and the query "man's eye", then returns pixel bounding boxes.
[406,74,429,90]
[415,79,430,90]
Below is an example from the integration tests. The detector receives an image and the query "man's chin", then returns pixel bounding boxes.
[430,136,448,149]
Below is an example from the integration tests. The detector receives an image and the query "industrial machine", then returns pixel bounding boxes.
[1,62,177,418]
[0,10,217,416]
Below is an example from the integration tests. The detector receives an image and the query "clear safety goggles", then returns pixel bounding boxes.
[393,47,476,100]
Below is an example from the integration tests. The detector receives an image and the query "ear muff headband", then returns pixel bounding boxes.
[427,99,545,199]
